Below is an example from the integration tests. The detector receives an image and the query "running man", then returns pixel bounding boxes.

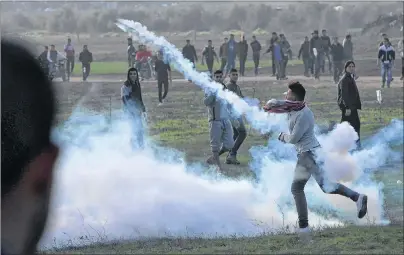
[154,52,172,105]
[264,81,368,239]
[226,68,247,165]
[204,70,234,169]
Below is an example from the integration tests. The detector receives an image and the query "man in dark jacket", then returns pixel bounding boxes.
[238,35,248,76]
[338,60,362,148]
[225,68,247,165]
[182,39,198,68]
[298,36,311,77]
[250,35,262,75]
[202,40,219,75]
[309,30,324,79]
[279,34,291,79]
[330,37,345,83]
[154,53,172,105]
[321,29,332,73]
[79,45,93,81]
[38,45,50,78]
[219,37,228,71]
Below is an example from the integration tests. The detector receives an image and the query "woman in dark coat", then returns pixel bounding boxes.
[337,60,362,148]
[121,67,147,149]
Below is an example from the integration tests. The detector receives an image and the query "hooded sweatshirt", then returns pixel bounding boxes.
[121,67,146,113]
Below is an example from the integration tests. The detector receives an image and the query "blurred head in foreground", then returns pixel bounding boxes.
[1,38,59,254]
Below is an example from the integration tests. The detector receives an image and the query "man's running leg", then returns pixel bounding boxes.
[227,118,247,165]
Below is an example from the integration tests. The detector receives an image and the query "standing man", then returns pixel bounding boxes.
[342,34,354,61]
[330,37,345,84]
[37,45,51,78]
[225,34,237,76]
[219,37,229,71]
[250,35,262,76]
[127,37,137,68]
[78,45,93,81]
[309,30,324,80]
[377,38,395,88]
[226,68,247,165]
[279,34,292,79]
[2,38,61,255]
[264,32,278,76]
[64,37,75,80]
[201,40,219,75]
[238,35,248,76]
[154,52,172,106]
[182,39,198,68]
[264,81,368,239]
[204,70,234,169]
[298,36,311,77]
[338,61,362,148]
[321,29,332,73]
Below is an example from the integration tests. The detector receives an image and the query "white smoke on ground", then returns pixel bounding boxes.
[38,20,403,250]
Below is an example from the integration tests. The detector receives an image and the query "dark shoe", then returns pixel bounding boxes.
[225,154,240,165]
[356,194,368,219]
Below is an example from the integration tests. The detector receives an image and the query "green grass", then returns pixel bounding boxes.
[72,59,303,75]
[45,225,404,254]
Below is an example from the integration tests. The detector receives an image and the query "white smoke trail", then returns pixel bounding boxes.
[116,19,283,135]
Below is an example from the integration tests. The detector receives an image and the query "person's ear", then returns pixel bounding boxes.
[25,143,59,195]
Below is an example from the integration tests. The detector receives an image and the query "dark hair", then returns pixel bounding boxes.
[1,38,56,197]
[288,81,306,101]
[322,29,326,32]
[230,68,238,73]
[208,40,212,42]
[50,44,55,47]
[279,33,284,37]
[313,30,319,34]
[344,60,355,70]
[214,70,223,75]
[272,32,277,35]
[186,39,190,42]
[224,37,228,40]
[346,34,351,39]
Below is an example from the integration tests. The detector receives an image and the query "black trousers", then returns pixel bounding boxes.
[158,79,169,103]
[206,58,214,74]
[66,56,75,74]
[341,108,361,147]
[271,54,276,75]
[82,63,91,80]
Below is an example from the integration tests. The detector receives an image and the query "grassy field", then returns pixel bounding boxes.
[71,59,303,75]
[48,74,404,254]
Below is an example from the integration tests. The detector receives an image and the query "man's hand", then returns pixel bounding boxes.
[231,119,240,129]
[278,132,286,143]
[142,112,148,121]
[345,109,351,116]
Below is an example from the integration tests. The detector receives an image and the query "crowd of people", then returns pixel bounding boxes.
[1,27,382,252]
[37,38,93,81]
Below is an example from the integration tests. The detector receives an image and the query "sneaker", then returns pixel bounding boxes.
[297,227,312,243]
[158,102,163,106]
[225,154,240,165]
[356,194,368,219]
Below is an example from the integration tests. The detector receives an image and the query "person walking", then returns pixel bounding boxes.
[250,35,262,76]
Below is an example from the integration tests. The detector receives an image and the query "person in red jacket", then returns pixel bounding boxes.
[135,44,152,79]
